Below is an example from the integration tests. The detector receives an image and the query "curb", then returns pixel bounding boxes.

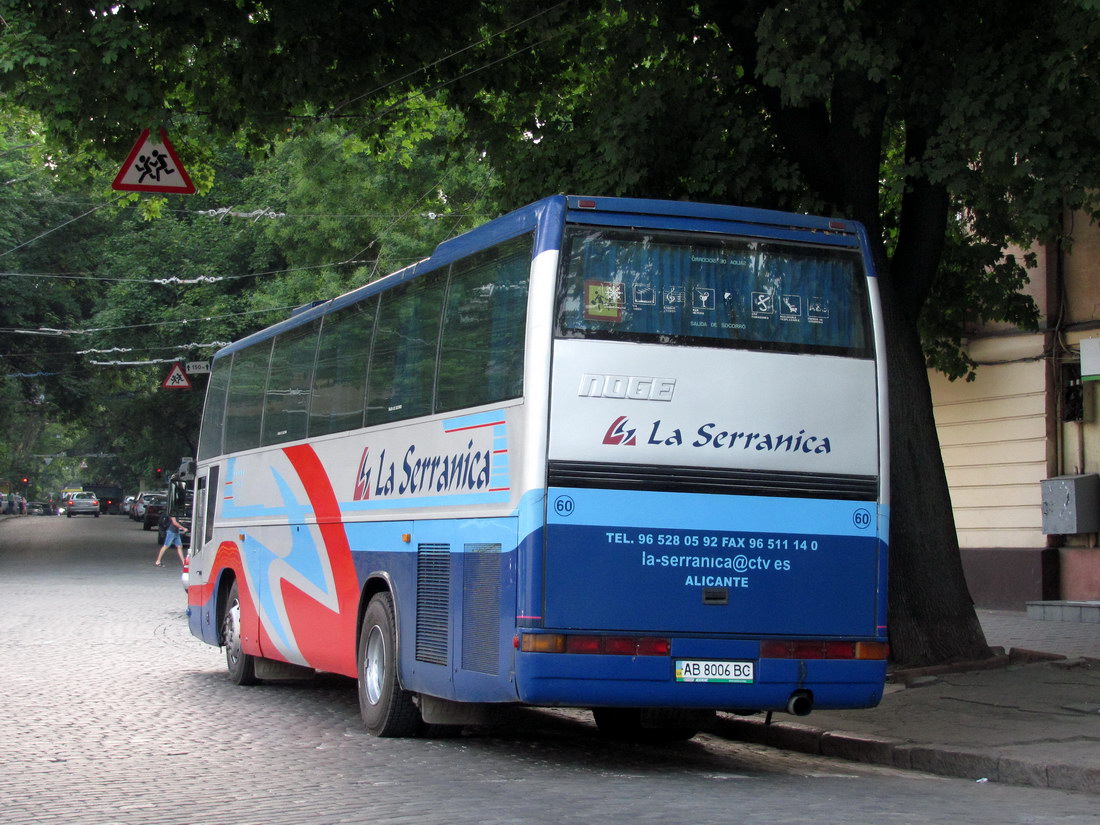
[885,646,1066,686]
[712,713,1100,794]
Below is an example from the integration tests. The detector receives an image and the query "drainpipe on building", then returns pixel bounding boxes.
[1046,208,1067,553]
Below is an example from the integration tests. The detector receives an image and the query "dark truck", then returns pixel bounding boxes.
[86,484,124,515]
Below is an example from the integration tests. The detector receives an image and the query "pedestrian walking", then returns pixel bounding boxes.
[155,513,188,567]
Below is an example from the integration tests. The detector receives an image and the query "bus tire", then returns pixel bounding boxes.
[222,581,259,686]
[592,708,698,742]
[359,592,420,737]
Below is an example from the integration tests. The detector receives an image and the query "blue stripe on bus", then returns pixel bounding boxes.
[443,410,508,430]
[547,486,882,538]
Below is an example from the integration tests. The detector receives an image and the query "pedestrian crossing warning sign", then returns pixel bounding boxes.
[112,127,196,194]
[162,362,193,390]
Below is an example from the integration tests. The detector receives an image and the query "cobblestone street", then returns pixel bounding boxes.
[2,516,1097,825]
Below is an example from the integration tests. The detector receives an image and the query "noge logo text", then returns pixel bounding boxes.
[579,373,676,401]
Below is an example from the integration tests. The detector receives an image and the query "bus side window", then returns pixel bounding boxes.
[224,340,273,454]
[436,234,531,412]
[204,465,219,546]
[197,356,231,460]
[193,476,207,548]
[261,320,319,446]
[366,270,445,426]
[309,299,376,437]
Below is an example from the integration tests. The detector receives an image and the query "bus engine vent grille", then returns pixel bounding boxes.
[548,460,878,501]
[462,543,502,675]
[416,543,450,666]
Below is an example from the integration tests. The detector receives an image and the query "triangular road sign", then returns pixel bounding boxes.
[113,127,196,194]
[161,362,193,390]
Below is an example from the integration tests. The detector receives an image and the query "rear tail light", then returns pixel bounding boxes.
[519,634,888,661]
[760,640,889,660]
[854,642,890,660]
[565,635,601,654]
[520,634,566,654]
[521,633,670,656]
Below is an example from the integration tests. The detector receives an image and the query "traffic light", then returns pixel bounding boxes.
[155,468,163,481]
[20,477,28,484]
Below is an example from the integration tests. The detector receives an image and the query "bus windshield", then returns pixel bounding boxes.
[556,227,872,357]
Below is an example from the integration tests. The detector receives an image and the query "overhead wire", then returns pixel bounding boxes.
[0,258,378,285]
[0,194,126,259]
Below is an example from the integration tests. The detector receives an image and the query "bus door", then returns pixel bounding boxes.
[187,463,224,646]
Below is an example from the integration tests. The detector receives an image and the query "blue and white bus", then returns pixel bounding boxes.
[187,195,889,739]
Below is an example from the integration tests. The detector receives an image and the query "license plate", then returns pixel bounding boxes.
[675,659,754,683]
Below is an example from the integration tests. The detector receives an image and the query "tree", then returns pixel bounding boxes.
[0,107,112,486]
[5,1,1100,664]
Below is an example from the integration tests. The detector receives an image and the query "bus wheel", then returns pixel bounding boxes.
[359,592,420,737]
[592,708,698,742]
[222,581,258,686]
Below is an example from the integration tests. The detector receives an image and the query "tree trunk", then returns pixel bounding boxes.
[877,272,992,667]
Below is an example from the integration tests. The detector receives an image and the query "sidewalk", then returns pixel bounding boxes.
[715,609,1100,794]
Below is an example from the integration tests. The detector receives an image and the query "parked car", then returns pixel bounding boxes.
[65,491,100,517]
[142,495,167,531]
[26,501,46,515]
[120,496,135,516]
[131,491,167,522]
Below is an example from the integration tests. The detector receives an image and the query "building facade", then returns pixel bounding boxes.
[931,210,1100,608]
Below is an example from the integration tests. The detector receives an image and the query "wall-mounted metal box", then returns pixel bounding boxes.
[1041,474,1100,535]
[1081,338,1100,381]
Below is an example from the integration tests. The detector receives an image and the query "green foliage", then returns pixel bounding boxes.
[0,108,112,485]
[920,227,1041,381]
[253,109,499,303]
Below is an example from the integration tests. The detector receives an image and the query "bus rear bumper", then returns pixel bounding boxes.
[515,650,887,712]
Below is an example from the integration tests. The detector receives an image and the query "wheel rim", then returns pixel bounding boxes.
[364,625,385,705]
[224,598,242,666]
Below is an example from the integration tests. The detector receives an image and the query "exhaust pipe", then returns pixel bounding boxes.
[786,689,813,716]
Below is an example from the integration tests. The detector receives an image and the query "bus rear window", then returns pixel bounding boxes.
[556,228,873,357]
